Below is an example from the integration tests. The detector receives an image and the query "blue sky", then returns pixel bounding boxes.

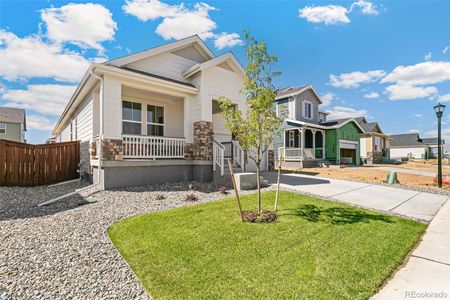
[0,0,449,150]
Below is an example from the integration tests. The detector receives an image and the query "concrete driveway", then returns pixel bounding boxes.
[264,172,448,222]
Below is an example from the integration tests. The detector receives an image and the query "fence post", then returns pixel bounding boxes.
[0,140,6,185]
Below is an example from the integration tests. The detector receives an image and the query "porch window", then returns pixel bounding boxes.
[147,104,164,136]
[289,131,295,147]
[0,123,6,134]
[122,101,142,135]
[303,101,312,119]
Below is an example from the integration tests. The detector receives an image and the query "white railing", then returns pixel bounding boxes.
[304,148,315,160]
[278,147,317,161]
[279,147,302,161]
[213,139,224,176]
[122,135,185,159]
[232,140,244,169]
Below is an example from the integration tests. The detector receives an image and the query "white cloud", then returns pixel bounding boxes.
[41,3,117,52]
[0,30,93,82]
[1,84,76,116]
[425,52,432,61]
[327,106,368,120]
[27,115,55,131]
[124,0,217,40]
[298,0,380,25]
[381,61,450,86]
[350,0,380,15]
[320,92,335,106]
[438,93,450,102]
[298,5,350,25]
[214,33,243,50]
[385,84,437,100]
[122,0,181,21]
[364,91,379,99]
[408,129,420,133]
[443,46,449,55]
[156,3,216,40]
[330,70,385,88]
[413,113,422,118]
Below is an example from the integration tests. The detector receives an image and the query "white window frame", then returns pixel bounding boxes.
[303,101,313,120]
[0,123,6,134]
[122,99,143,135]
[146,104,165,137]
[289,130,295,147]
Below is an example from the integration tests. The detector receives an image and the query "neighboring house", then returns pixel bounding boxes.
[52,35,261,189]
[0,107,26,143]
[273,85,364,167]
[356,117,391,163]
[390,133,445,159]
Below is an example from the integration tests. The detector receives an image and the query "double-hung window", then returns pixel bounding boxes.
[122,101,142,135]
[303,102,312,119]
[288,131,295,147]
[0,123,6,134]
[147,104,164,136]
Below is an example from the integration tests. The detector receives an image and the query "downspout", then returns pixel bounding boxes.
[38,69,104,207]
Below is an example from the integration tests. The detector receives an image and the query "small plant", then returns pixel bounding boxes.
[218,186,229,194]
[184,194,198,202]
[155,194,166,201]
[188,183,198,191]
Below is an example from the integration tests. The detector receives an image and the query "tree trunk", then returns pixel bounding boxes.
[256,163,261,213]
[274,159,282,211]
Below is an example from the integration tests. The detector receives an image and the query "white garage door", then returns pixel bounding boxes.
[339,141,358,150]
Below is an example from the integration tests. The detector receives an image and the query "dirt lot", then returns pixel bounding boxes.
[379,161,450,173]
[282,166,449,191]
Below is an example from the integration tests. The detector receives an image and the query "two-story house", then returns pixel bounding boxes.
[0,107,26,143]
[273,85,364,168]
[356,117,391,163]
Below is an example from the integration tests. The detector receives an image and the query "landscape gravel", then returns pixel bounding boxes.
[0,181,271,299]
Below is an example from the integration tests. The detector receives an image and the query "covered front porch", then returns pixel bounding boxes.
[278,126,326,161]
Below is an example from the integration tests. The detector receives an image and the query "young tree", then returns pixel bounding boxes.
[219,31,284,213]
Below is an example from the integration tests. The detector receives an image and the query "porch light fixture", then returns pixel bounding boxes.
[433,102,446,188]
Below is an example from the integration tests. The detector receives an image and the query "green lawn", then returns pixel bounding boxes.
[108,191,426,300]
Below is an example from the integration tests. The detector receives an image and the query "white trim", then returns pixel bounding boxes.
[303,100,313,120]
[275,85,324,104]
[107,35,215,66]
[182,52,245,78]
[0,122,6,134]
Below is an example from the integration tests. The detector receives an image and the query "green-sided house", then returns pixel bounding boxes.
[273,85,364,168]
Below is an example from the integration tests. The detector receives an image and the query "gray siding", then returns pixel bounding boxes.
[0,122,22,142]
[294,89,321,124]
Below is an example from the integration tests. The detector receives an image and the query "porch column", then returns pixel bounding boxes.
[311,129,317,159]
[322,130,326,159]
[101,75,123,161]
[300,127,305,169]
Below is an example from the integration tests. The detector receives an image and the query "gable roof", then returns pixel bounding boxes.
[106,35,215,67]
[321,118,365,133]
[390,134,423,147]
[119,66,196,87]
[422,137,445,145]
[275,85,323,104]
[0,107,26,130]
[182,52,245,78]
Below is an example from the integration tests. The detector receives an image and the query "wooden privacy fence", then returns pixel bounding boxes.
[0,140,80,186]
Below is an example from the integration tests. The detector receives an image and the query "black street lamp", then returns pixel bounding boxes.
[433,102,446,188]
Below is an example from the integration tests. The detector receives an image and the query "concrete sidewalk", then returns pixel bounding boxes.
[374,198,450,299]
[264,172,448,222]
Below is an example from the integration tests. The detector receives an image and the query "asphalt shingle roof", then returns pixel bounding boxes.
[276,85,308,98]
[0,107,26,130]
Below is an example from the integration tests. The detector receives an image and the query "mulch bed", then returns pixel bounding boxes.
[242,210,278,223]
